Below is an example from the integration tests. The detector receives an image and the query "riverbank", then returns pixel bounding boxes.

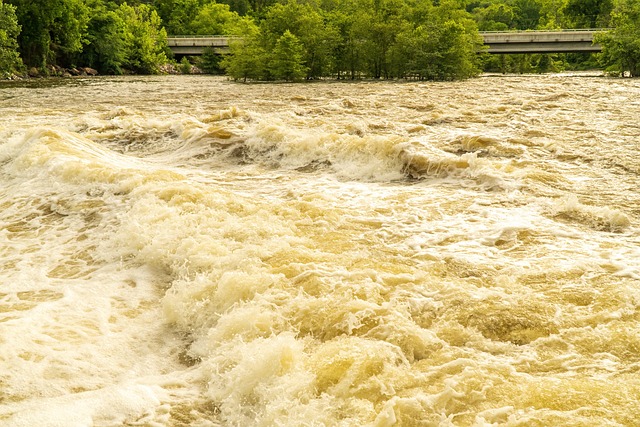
[2,62,208,81]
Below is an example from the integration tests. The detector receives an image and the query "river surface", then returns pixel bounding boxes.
[1,74,639,426]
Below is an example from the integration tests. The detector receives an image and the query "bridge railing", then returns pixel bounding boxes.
[168,35,241,39]
[479,28,611,34]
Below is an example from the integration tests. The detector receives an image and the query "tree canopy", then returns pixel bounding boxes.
[595,0,640,76]
[0,0,22,76]
[0,0,638,79]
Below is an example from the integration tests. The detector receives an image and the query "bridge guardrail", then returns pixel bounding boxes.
[168,35,241,38]
[479,28,611,34]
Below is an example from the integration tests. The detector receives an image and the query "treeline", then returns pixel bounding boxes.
[1,0,639,80]
[1,0,169,76]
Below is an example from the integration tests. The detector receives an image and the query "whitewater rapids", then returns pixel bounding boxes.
[1,74,639,426]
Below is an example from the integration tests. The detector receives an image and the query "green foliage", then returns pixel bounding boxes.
[154,0,205,35]
[0,0,22,76]
[260,0,338,79]
[474,3,515,30]
[73,1,170,75]
[2,0,629,79]
[179,55,192,73]
[510,0,542,29]
[322,0,418,79]
[220,35,267,81]
[268,29,307,81]
[596,0,640,77]
[217,0,251,16]
[392,17,482,80]
[117,3,168,74]
[563,0,613,28]
[187,2,248,34]
[198,46,222,73]
[8,0,90,68]
[537,0,566,29]
[80,0,127,74]
[483,52,565,74]
[322,8,359,79]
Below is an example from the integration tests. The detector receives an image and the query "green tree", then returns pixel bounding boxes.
[596,0,640,77]
[391,17,482,80]
[153,0,204,34]
[267,29,307,80]
[538,0,567,29]
[563,0,613,28]
[509,0,541,29]
[324,2,370,79]
[220,34,267,81]
[198,46,222,73]
[260,0,338,79]
[80,0,128,74]
[474,3,516,30]
[366,0,412,78]
[216,0,251,16]
[117,3,168,74]
[187,2,247,34]
[324,0,412,79]
[8,0,89,68]
[179,55,192,73]
[0,0,22,76]
[387,0,483,80]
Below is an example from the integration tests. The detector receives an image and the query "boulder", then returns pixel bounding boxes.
[84,67,98,76]
[28,67,39,77]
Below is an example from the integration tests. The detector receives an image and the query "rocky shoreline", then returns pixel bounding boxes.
[3,65,99,80]
[3,63,203,80]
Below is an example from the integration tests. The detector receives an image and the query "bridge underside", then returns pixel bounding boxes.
[168,43,601,56]
[486,43,602,54]
[169,47,229,56]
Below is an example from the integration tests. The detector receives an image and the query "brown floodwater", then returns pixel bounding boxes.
[1,74,639,426]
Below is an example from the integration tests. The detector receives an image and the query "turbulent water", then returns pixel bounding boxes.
[1,74,639,426]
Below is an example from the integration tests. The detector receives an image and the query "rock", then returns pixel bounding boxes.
[159,64,178,74]
[84,67,98,76]
[46,64,58,76]
[28,67,39,77]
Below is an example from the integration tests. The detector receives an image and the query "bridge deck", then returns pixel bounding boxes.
[167,30,606,56]
[167,36,239,55]
[481,30,602,54]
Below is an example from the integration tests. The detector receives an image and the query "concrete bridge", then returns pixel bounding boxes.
[167,29,605,56]
[481,30,603,54]
[167,36,238,55]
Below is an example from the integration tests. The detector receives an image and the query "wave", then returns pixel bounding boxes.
[2,127,187,196]
[1,119,637,425]
[68,108,517,188]
[550,195,631,232]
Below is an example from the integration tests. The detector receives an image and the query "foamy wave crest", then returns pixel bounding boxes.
[551,195,631,232]
[77,106,248,163]
[239,120,407,181]
[447,134,544,158]
[3,127,185,193]
[236,121,510,187]
[73,111,511,187]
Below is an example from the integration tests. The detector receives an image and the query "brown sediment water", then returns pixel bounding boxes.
[0,74,639,426]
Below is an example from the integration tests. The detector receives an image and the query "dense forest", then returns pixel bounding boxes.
[0,0,639,80]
